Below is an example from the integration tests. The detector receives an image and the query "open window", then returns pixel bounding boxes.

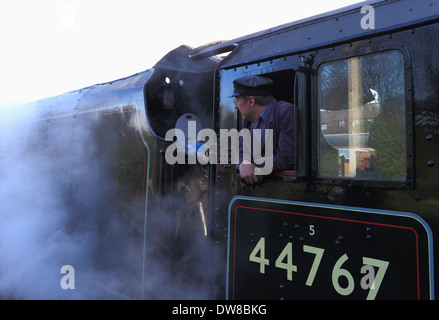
[230,67,305,180]
[264,66,309,179]
[260,69,298,178]
[317,50,407,182]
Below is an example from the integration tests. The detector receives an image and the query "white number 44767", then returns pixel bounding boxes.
[249,237,389,300]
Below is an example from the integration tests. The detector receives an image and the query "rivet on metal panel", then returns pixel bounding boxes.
[335,235,343,245]
[366,227,372,239]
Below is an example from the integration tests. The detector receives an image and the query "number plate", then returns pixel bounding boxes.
[227,197,433,300]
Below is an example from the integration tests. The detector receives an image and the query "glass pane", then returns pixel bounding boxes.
[317,50,406,181]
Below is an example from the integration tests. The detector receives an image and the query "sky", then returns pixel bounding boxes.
[0,0,364,108]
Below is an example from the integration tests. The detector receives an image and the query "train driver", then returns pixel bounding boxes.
[229,75,295,185]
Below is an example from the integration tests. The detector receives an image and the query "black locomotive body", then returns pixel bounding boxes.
[0,0,438,300]
[210,0,439,300]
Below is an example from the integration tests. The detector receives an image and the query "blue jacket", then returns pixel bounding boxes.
[239,99,295,172]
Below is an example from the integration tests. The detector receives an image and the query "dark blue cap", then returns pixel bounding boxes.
[228,75,274,98]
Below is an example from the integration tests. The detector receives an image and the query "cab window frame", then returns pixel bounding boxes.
[311,43,415,189]
[218,56,304,181]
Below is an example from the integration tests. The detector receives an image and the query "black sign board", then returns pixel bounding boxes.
[227,197,434,300]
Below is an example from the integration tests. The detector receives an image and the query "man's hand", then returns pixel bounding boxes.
[239,160,259,185]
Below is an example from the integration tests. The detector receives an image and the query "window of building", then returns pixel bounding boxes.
[317,50,406,181]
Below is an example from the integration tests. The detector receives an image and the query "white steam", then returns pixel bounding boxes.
[0,105,136,299]
[0,103,219,299]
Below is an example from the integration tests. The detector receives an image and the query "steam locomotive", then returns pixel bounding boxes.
[0,0,438,299]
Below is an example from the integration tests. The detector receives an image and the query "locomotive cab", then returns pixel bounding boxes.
[208,0,438,300]
[218,65,307,183]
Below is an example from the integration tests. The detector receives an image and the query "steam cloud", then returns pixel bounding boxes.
[0,103,218,299]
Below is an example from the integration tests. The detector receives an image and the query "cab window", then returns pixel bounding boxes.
[317,50,406,181]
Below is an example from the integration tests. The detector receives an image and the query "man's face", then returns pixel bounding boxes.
[234,96,254,121]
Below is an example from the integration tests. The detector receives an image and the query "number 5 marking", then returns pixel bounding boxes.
[362,257,389,300]
[303,245,325,286]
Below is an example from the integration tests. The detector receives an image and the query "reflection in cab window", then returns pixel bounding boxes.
[317,50,406,181]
